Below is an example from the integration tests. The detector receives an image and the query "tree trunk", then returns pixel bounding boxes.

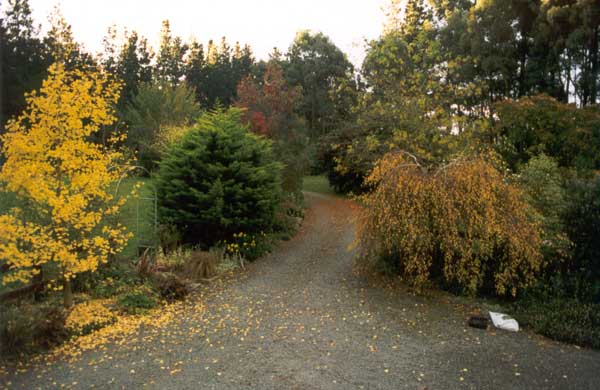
[63,278,73,308]
[590,25,599,104]
[33,266,44,301]
[518,33,528,98]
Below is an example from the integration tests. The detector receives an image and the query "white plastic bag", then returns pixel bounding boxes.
[489,311,519,332]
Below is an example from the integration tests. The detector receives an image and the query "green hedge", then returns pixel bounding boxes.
[513,296,600,349]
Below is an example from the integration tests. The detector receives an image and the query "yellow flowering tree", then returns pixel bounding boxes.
[0,63,131,307]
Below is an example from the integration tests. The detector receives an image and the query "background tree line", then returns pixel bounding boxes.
[1,0,358,169]
[323,0,600,194]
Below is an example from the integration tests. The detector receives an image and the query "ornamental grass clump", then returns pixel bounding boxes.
[356,151,543,297]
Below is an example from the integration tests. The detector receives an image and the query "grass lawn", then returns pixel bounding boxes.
[302,176,338,197]
[115,177,158,259]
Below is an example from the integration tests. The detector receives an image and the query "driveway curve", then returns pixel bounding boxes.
[2,192,600,389]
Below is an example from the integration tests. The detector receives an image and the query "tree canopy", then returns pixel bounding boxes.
[0,63,131,307]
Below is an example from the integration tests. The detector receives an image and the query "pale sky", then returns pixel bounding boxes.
[24,0,389,67]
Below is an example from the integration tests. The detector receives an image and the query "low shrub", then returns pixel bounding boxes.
[152,272,188,301]
[319,125,373,194]
[272,211,297,241]
[280,193,304,218]
[512,156,600,349]
[155,246,193,272]
[0,304,36,356]
[157,224,182,254]
[221,231,270,262]
[217,253,243,273]
[271,193,304,241]
[562,176,600,298]
[91,276,128,298]
[357,152,543,296]
[135,248,154,277]
[36,303,68,348]
[513,295,600,349]
[0,301,67,356]
[117,287,158,314]
[87,261,142,299]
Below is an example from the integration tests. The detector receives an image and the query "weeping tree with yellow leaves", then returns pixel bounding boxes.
[0,63,132,307]
[356,151,544,297]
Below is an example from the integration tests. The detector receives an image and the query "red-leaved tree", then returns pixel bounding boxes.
[235,62,302,141]
[235,62,307,194]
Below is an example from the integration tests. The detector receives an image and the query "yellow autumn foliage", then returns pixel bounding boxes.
[0,63,131,288]
[356,151,543,296]
[65,299,117,336]
[153,125,190,157]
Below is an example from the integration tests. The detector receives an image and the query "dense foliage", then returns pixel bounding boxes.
[156,108,281,247]
[1,2,359,170]
[495,95,600,171]
[319,125,372,194]
[0,0,49,126]
[236,62,307,195]
[322,0,600,196]
[357,152,542,296]
[513,295,600,349]
[562,176,600,298]
[0,64,131,307]
[1,2,96,128]
[517,155,571,263]
[125,81,200,169]
[0,301,67,356]
[284,31,357,139]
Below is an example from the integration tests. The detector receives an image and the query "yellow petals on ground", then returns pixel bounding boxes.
[52,298,201,363]
[66,299,117,336]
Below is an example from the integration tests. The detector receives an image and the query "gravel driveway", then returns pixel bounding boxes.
[2,192,600,389]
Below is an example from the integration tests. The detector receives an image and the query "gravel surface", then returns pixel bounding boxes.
[2,192,600,389]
